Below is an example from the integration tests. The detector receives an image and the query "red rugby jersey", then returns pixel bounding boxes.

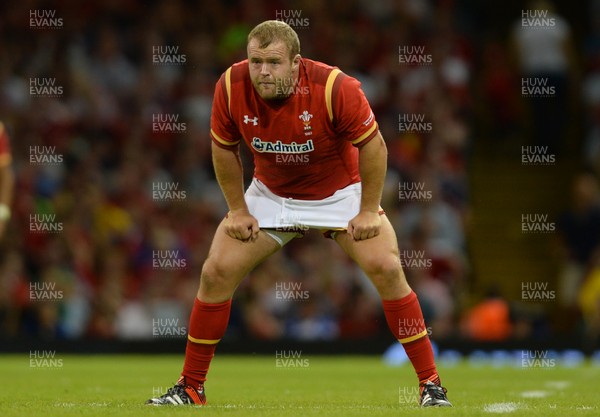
[210,58,379,200]
[0,122,12,168]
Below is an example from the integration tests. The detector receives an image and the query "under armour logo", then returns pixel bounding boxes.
[243,115,258,126]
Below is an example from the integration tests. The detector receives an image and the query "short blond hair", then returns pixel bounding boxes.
[247,20,300,59]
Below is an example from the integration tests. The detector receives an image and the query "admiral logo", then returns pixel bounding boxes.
[251,137,314,154]
[30,10,63,29]
[244,115,258,125]
[522,9,555,28]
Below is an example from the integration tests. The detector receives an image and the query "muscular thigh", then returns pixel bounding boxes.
[203,219,282,280]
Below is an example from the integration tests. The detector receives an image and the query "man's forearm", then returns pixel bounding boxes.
[211,142,248,212]
[358,132,387,212]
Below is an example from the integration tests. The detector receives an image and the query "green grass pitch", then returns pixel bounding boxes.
[1,354,598,416]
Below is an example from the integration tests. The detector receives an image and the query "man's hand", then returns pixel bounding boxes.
[347,210,381,241]
[224,209,260,242]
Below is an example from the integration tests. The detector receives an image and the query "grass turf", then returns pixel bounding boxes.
[1,354,598,416]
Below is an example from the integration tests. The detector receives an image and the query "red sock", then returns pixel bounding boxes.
[382,291,440,387]
[181,298,231,389]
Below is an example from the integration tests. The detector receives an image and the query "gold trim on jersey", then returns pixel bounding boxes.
[187,335,221,344]
[351,122,378,145]
[225,67,232,116]
[211,129,240,147]
[398,329,428,344]
[325,69,342,123]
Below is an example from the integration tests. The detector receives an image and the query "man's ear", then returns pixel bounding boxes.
[292,54,301,70]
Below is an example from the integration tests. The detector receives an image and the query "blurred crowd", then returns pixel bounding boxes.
[0,0,475,342]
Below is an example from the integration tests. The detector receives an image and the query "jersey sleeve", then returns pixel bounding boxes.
[0,122,12,167]
[210,68,242,149]
[332,75,379,147]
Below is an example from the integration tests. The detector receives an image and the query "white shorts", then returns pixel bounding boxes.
[244,178,362,246]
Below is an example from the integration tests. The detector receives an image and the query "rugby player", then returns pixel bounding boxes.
[147,20,451,408]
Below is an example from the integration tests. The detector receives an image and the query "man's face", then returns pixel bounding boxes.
[247,38,300,100]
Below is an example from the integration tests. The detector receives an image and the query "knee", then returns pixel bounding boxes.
[361,255,405,293]
[200,258,232,291]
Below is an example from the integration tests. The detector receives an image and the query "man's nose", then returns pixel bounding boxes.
[260,63,269,75]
